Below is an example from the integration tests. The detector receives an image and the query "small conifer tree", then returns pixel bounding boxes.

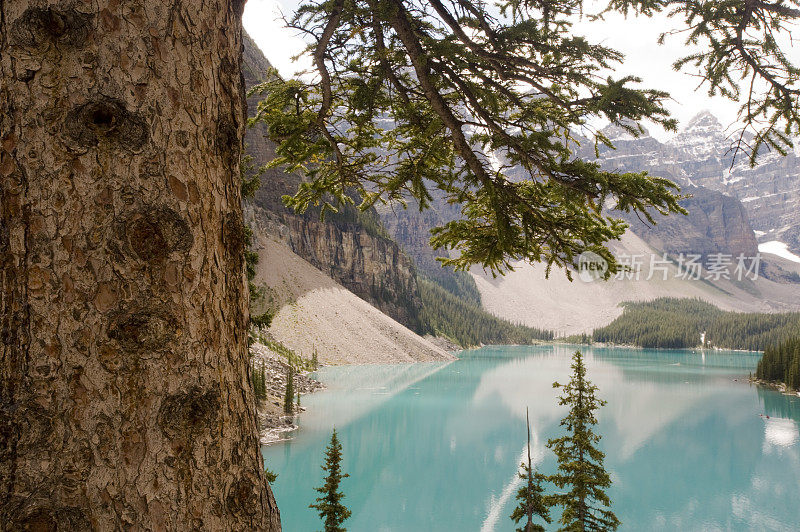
[284,366,295,415]
[510,408,550,532]
[547,351,620,531]
[250,360,267,402]
[310,429,351,532]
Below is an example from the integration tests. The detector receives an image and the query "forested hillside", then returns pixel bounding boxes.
[419,279,553,347]
[756,339,800,390]
[593,298,800,350]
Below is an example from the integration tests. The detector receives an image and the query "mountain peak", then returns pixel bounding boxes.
[683,110,723,133]
[601,121,651,142]
[667,110,726,155]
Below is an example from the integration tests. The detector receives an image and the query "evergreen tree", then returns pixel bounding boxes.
[548,351,620,531]
[252,0,799,278]
[310,429,352,532]
[511,408,551,532]
[284,366,295,415]
[756,338,800,391]
[251,360,267,402]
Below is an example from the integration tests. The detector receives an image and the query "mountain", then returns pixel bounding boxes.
[472,231,800,336]
[593,112,800,254]
[472,115,800,335]
[241,34,550,349]
[620,186,758,262]
[372,111,800,335]
[244,34,800,339]
[242,33,427,333]
[376,195,480,303]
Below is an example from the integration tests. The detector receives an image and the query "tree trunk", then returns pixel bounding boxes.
[1,1,280,529]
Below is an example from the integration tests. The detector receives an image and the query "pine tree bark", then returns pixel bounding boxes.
[1,1,280,529]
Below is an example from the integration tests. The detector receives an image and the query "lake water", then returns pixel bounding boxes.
[261,345,800,531]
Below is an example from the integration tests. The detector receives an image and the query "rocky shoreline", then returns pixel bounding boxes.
[423,334,463,352]
[250,342,325,444]
[749,377,800,397]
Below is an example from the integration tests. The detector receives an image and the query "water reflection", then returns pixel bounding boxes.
[263,345,800,531]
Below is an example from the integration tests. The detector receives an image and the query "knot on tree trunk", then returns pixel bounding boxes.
[222,212,245,265]
[158,388,220,440]
[226,476,261,517]
[10,7,92,52]
[215,118,239,164]
[0,401,54,455]
[14,506,91,532]
[107,306,178,352]
[124,206,193,264]
[63,99,148,153]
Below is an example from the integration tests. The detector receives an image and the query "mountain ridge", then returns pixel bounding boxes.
[593,111,800,253]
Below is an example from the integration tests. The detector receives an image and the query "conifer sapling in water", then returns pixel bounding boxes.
[547,351,620,531]
[510,407,551,532]
[310,429,352,532]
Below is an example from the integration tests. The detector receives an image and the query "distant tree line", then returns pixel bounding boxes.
[418,278,554,347]
[593,298,800,351]
[756,339,800,391]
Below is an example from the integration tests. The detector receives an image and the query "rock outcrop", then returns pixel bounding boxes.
[375,195,478,301]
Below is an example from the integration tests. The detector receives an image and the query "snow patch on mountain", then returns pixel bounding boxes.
[759,241,800,263]
[584,111,800,256]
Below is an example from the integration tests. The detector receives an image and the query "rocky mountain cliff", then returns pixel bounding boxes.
[241,34,426,331]
[593,112,800,253]
[621,185,758,261]
[370,109,800,335]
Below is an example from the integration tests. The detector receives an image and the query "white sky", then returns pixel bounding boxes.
[243,0,799,141]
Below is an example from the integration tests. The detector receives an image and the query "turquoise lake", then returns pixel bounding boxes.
[261,345,800,531]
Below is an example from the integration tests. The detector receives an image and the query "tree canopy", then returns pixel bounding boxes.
[547,350,619,530]
[310,429,352,532]
[252,0,799,276]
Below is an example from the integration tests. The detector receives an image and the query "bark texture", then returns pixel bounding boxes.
[1,1,280,529]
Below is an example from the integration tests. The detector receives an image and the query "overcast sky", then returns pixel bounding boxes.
[243,0,799,141]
